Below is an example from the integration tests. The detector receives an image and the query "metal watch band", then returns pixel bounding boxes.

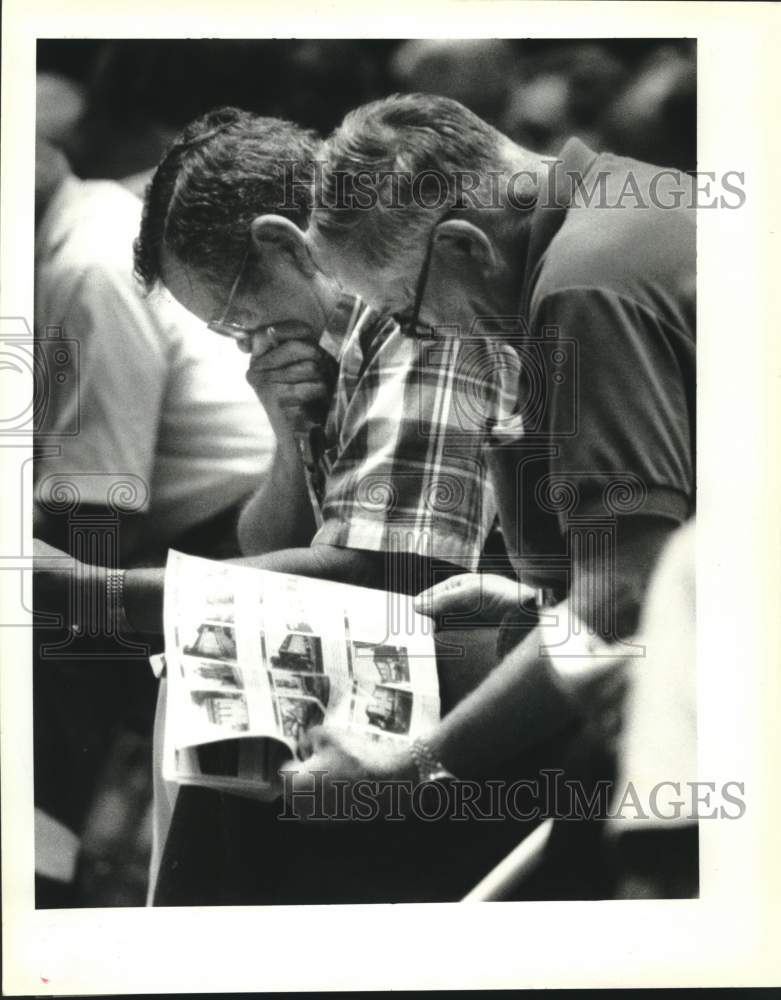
[409,736,457,784]
[106,568,131,633]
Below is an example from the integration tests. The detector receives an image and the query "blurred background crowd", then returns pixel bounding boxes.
[38,37,696,179]
[34,37,696,908]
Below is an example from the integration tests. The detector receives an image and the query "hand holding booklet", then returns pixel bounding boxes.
[157,551,441,800]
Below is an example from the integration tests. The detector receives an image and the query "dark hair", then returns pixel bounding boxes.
[311,93,508,268]
[134,106,321,290]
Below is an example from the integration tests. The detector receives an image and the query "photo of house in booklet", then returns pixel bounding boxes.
[186,659,243,690]
[353,642,411,684]
[275,696,325,753]
[350,638,415,735]
[363,683,413,735]
[270,625,324,673]
[190,689,249,731]
[272,671,331,707]
[183,622,238,661]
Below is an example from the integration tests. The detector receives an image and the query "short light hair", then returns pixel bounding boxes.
[311,93,512,270]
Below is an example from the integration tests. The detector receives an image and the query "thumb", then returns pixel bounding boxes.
[414,574,483,617]
[306,725,333,753]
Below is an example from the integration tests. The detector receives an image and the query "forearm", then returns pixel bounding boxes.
[237,425,315,554]
[427,627,576,780]
[123,546,442,635]
[422,515,679,780]
[34,504,151,564]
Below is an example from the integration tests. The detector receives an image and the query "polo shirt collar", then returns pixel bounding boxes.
[519,136,599,319]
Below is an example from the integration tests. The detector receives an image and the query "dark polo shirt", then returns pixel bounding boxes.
[491,137,696,594]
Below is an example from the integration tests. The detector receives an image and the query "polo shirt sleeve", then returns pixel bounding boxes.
[311,325,506,571]
[35,263,169,513]
[534,286,694,526]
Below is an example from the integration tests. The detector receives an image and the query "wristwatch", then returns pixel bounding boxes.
[409,736,458,785]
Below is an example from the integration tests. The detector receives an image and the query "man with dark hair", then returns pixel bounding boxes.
[35,106,528,904]
[33,92,277,906]
[131,105,523,580]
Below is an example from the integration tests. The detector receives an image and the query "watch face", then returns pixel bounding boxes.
[424,769,458,787]
[413,774,456,818]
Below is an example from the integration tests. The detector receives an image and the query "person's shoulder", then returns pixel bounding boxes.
[39,179,143,274]
[533,156,695,330]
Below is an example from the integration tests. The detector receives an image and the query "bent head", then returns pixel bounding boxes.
[134,107,335,344]
[308,93,545,334]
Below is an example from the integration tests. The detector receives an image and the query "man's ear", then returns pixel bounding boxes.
[431,218,497,275]
[249,214,317,277]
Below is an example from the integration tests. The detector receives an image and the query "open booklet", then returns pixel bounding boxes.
[158,551,441,801]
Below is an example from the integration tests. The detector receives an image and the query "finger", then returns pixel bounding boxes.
[247,360,324,385]
[413,589,436,617]
[415,574,467,610]
[277,381,331,406]
[262,323,321,346]
[414,574,483,616]
[251,330,270,358]
[247,340,325,372]
[278,756,300,773]
[297,728,315,760]
[235,336,253,354]
[484,575,535,608]
[307,725,334,752]
[255,325,290,355]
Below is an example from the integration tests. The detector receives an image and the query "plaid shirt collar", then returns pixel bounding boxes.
[318,291,370,362]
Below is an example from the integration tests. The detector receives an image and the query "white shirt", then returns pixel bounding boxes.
[35,176,275,545]
[611,520,697,828]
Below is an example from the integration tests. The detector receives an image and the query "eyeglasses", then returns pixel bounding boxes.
[206,232,333,343]
[395,207,456,337]
[206,243,259,341]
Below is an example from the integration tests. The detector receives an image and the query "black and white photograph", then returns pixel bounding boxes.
[362,682,414,735]
[189,689,250,732]
[269,627,324,674]
[26,30,703,908]
[190,690,249,732]
[2,0,779,993]
[272,670,331,707]
[353,641,411,684]
[201,589,236,624]
[181,622,238,662]
[181,657,244,691]
[351,639,415,733]
[274,695,326,752]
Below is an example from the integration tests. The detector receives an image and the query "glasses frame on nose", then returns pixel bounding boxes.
[206,231,334,343]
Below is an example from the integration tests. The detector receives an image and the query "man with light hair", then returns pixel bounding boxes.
[290,93,696,877]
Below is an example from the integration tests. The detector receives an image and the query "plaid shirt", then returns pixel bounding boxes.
[312,294,524,571]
